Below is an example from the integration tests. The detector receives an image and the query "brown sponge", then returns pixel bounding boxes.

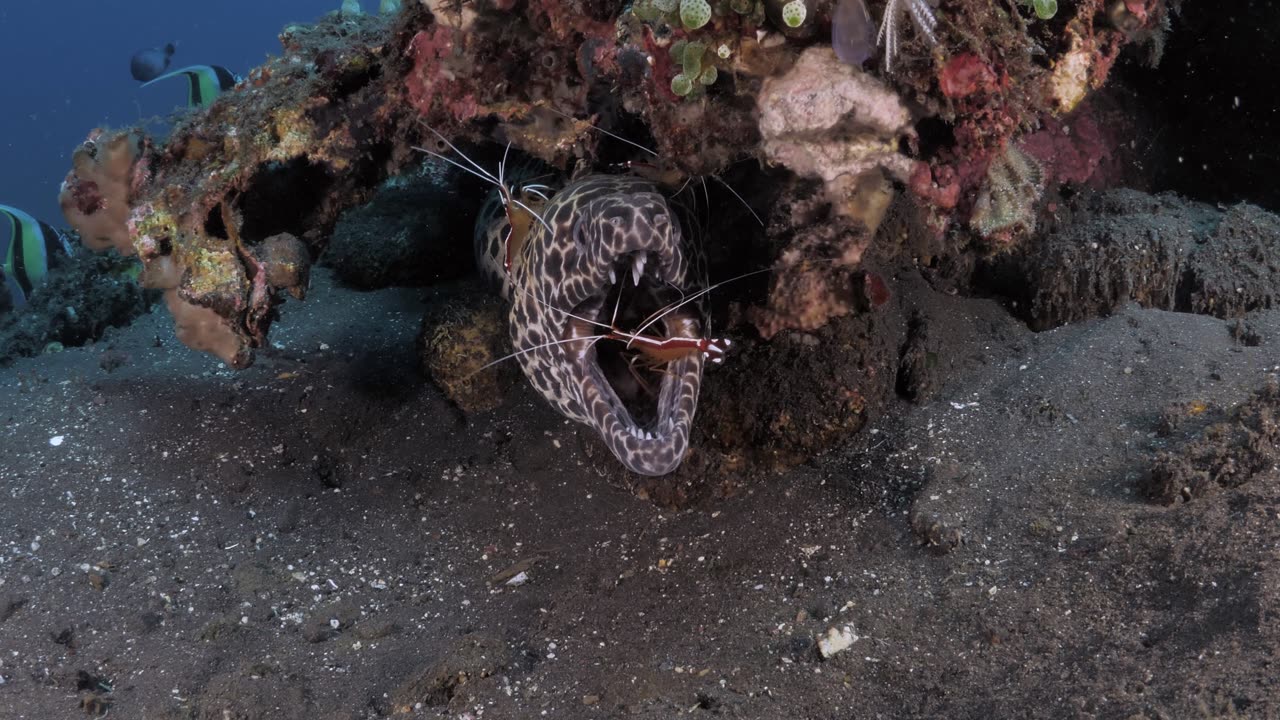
[59,130,149,255]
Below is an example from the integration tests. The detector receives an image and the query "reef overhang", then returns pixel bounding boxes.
[56,0,1167,382]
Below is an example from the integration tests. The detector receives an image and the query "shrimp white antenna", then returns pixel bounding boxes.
[412,128,555,235]
[464,334,610,378]
[709,174,764,227]
[545,106,659,157]
[418,122,499,183]
[632,266,779,339]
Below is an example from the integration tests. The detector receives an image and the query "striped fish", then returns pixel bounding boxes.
[1,205,73,309]
[141,65,239,108]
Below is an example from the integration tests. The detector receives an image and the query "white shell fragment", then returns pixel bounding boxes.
[818,626,859,658]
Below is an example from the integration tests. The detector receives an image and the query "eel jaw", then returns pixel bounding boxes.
[564,249,704,477]
[568,312,703,477]
[545,191,701,476]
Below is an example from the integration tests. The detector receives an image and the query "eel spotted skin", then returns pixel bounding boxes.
[476,174,705,476]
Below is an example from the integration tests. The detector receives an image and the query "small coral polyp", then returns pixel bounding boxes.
[757,47,917,202]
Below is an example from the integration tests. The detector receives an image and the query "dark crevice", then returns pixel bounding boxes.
[238,159,335,244]
[913,115,954,159]
[351,140,393,190]
[203,204,228,240]
[1173,266,1196,314]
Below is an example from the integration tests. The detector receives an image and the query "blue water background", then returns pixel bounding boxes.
[0,0,353,228]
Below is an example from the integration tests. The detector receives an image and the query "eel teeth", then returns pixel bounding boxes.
[631,254,646,286]
[609,268,617,284]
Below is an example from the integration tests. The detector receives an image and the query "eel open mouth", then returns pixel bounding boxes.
[506,177,708,477]
[565,248,705,477]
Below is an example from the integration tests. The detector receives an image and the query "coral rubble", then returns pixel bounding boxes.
[1145,380,1280,505]
[418,291,518,414]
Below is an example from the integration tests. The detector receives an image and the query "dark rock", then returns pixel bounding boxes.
[979,191,1280,331]
[322,161,479,289]
[0,250,155,365]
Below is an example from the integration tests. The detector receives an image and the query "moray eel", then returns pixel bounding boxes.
[476,174,706,476]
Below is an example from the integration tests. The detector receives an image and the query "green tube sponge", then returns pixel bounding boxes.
[682,41,705,78]
[781,0,807,27]
[680,0,712,29]
[669,39,688,64]
[634,0,662,20]
[1022,0,1057,19]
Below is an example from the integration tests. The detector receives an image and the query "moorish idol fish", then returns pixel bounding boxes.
[131,42,176,82]
[140,65,239,108]
[1,205,74,309]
